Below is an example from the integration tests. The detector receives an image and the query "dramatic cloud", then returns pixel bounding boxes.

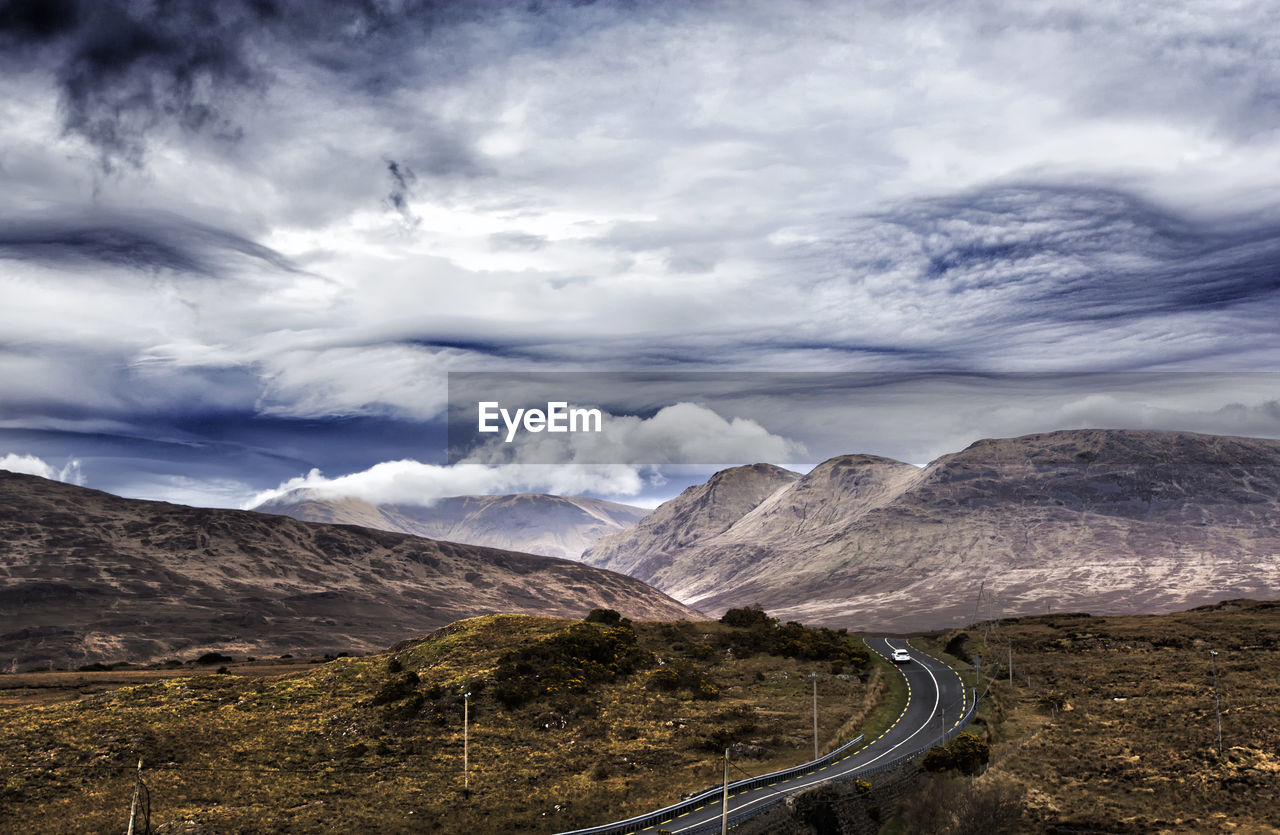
[250,401,805,507]
[247,462,647,509]
[4,0,1280,506]
[0,452,83,484]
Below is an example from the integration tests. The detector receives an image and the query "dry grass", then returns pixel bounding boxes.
[929,599,1280,833]
[0,615,883,833]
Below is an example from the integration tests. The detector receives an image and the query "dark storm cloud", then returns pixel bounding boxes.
[793,185,1280,365]
[0,213,296,275]
[0,0,510,170]
[9,0,1280,507]
[384,159,419,225]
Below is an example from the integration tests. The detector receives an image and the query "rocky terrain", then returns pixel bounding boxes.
[255,491,649,561]
[583,430,1280,631]
[0,472,699,671]
[581,463,801,579]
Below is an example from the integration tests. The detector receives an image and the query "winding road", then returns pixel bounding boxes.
[560,637,971,835]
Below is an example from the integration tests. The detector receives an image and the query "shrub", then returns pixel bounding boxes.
[703,721,757,751]
[383,693,426,722]
[720,605,776,629]
[945,632,973,664]
[584,608,623,626]
[948,732,990,775]
[693,680,721,701]
[492,622,654,708]
[715,612,869,669]
[646,668,681,692]
[645,663,720,700]
[922,732,989,776]
[195,652,234,665]
[372,671,421,706]
[922,744,953,772]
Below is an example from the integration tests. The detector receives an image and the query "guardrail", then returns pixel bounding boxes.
[682,689,980,835]
[553,733,868,835]
[556,688,979,835]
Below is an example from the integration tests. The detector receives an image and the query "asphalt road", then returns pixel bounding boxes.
[629,637,971,834]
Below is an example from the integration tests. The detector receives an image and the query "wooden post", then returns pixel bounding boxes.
[721,748,729,835]
[126,758,142,835]
[463,691,471,790]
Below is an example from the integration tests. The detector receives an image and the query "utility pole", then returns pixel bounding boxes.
[1008,644,1013,688]
[721,748,729,835]
[809,673,819,760]
[126,758,142,835]
[463,691,472,791]
[936,704,946,747]
[975,656,982,694]
[972,580,985,627]
[1210,651,1223,755]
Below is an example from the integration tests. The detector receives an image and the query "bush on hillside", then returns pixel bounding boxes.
[492,622,654,708]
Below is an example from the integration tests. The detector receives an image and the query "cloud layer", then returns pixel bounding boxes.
[4,0,1280,505]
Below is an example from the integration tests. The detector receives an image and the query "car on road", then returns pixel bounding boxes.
[891,648,911,663]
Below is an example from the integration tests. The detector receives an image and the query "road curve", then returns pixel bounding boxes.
[563,637,971,835]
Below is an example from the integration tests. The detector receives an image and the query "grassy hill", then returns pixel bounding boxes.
[904,599,1280,833]
[0,613,884,833]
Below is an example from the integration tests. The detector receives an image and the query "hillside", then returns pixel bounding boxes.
[0,613,882,833]
[256,492,650,561]
[931,599,1280,833]
[583,430,1280,631]
[581,463,801,578]
[0,472,698,671]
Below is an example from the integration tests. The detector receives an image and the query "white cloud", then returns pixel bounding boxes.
[463,401,806,467]
[6,0,1280,497]
[246,461,646,509]
[0,453,84,485]
[247,401,804,507]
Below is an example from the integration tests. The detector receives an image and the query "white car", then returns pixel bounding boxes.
[891,648,911,663]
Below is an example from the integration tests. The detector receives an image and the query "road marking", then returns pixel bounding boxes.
[663,637,949,834]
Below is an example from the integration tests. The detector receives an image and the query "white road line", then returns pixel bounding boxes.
[665,638,944,834]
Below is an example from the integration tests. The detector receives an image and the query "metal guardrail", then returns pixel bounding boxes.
[557,688,980,835]
[680,689,981,835]
[553,733,868,835]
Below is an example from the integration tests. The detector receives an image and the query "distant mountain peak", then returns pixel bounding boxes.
[584,429,1280,632]
[255,491,650,561]
[0,472,696,671]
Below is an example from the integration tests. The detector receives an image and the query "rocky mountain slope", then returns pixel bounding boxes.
[581,463,801,579]
[0,472,699,671]
[255,492,649,561]
[583,430,1280,631]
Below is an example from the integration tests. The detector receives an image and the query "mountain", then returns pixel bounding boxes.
[0,471,700,671]
[255,492,650,561]
[582,430,1280,631]
[581,463,802,579]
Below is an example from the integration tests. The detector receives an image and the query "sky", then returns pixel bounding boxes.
[3,0,1280,509]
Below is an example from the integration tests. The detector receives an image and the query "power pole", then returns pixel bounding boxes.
[463,691,473,790]
[1007,644,1013,688]
[972,580,985,627]
[809,673,819,760]
[1210,651,1223,755]
[126,758,142,835]
[721,748,730,835]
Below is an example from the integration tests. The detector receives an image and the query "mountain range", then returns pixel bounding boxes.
[583,429,1280,631]
[255,491,649,560]
[0,472,697,671]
